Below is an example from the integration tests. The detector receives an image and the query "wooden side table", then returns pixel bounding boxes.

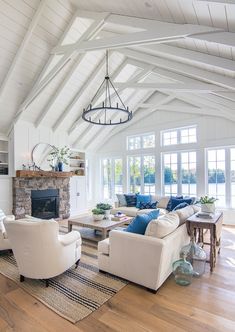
[186,212,223,272]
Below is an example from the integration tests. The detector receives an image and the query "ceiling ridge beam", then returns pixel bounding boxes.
[0,0,46,100]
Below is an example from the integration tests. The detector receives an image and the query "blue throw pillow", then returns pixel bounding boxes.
[139,201,158,209]
[124,194,137,207]
[172,202,189,211]
[170,197,193,211]
[136,194,151,208]
[166,196,183,211]
[125,209,160,235]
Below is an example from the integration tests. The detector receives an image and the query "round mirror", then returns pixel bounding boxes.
[31,143,56,171]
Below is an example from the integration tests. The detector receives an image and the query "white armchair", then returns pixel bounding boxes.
[4,218,81,286]
[0,209,14,250]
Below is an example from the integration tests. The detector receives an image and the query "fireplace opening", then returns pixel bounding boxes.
[31,189,59,219]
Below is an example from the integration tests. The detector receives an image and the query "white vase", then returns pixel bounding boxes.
[93,214,104,221]
[104,210,111,219]
[201,203,215,214]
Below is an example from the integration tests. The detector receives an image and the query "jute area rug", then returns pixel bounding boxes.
[0,237,127,323]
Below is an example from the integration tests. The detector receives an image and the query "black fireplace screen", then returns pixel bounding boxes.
[31,189,59,219]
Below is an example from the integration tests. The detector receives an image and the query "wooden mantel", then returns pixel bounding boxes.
[15,170,74,178]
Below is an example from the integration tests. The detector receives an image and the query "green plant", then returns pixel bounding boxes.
[48,146,71,165]
[92,208,105,215]
[96,203,113,210]
[199,196,218,204]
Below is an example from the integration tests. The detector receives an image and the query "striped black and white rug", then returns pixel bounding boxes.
[0,240,127,323]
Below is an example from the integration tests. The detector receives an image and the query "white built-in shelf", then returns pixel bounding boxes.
[69,150,85,176]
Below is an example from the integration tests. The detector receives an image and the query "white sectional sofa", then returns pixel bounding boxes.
[98,205,199,292]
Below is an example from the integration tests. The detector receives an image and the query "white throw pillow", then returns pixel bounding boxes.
[145,212,179,238]
[175,206,195,225]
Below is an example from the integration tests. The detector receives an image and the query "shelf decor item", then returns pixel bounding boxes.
[48,146,71,172]
[82,50,132,126]
[180,240,207,277]
[172,254,193,286]
[199,196,218,214]
[96,203,113,219]
[92,208,105,221]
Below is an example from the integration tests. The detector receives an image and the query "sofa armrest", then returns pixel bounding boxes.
[58,231,81,246]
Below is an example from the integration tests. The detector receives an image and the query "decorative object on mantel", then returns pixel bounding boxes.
[199,195,218,214]
[31,143,56,171]
[82,50,132,126]
[48,146,71,172]
[0,241,127,323]
[15,170,73,178]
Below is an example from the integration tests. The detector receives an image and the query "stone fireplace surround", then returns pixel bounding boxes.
[13,176,70,219]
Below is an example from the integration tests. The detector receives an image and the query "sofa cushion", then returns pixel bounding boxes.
[172,202,189,211]
[116,194,127,207]
[167,197,193,211]
[175,205,195,225]
[145,212,179,238]
[125,210,160,235]
[139,201,158,209]
[98,238,110,255]
[151,195,170,209]
[136,194,151,208]
[124,194,137,207]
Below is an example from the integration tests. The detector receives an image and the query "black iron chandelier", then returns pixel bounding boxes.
[82,50,132,125]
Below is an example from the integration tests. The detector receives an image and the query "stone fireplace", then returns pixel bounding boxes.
[13,172,71,219]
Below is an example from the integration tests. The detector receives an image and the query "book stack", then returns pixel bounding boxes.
[112,213,127,221]
[196,212,213,219]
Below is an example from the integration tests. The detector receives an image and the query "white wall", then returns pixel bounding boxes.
[96,111,235,224]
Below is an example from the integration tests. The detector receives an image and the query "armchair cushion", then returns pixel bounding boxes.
[58,231,81,246]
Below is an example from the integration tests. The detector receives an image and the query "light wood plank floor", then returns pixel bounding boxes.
[0,226,234,332]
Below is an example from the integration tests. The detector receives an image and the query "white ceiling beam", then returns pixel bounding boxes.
[119,48,235,90]
[15,12,110,121]
[114,82,226,92]
[35,13,110,128]
[136,44,235,76]
[212,92,235,103]
[189,32,235,48]
[0,0,46,100]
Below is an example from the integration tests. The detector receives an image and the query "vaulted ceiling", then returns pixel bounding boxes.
[0,0,234,151]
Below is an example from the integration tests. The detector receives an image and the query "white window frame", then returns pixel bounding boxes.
[161,125,197,147]
[127,132,155,151]
[101,157,124,200]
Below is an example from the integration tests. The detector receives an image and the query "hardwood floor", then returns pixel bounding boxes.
[0,226,234,331]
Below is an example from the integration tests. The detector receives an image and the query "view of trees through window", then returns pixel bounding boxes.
[128,156,141,193]
[144,155,155,194]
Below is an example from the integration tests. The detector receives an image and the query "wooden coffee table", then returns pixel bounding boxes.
[68,215,132,241]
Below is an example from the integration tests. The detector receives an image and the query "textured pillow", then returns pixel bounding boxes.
[172,202,189,211]
[145,212,180,238]
[167,197,192,211]
[175,205,195,225]
[136,194,151,208]
[166,196,183,211]
[124,194,137,207]
[125,210,159,235]
[139,201,158,209]
[116,194,127,207]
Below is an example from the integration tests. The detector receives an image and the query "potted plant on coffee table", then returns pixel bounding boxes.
[199,196,218,214]
[92,208,105,221]
[96,203,113,219]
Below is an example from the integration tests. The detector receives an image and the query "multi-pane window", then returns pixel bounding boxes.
[102,158,112,199]
[127,133,155,150]
[128,156,141,193]
[162,126,197,146]
[207,149,226,207]
[163,153,178,195]
[143,155,155,194]
[102,158,123,199]
[114,158,123,194]
[231,149,235,208]
[162,131,177,146]
[181,152,197,196]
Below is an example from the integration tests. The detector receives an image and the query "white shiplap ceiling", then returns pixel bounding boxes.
[0,0,235,150]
